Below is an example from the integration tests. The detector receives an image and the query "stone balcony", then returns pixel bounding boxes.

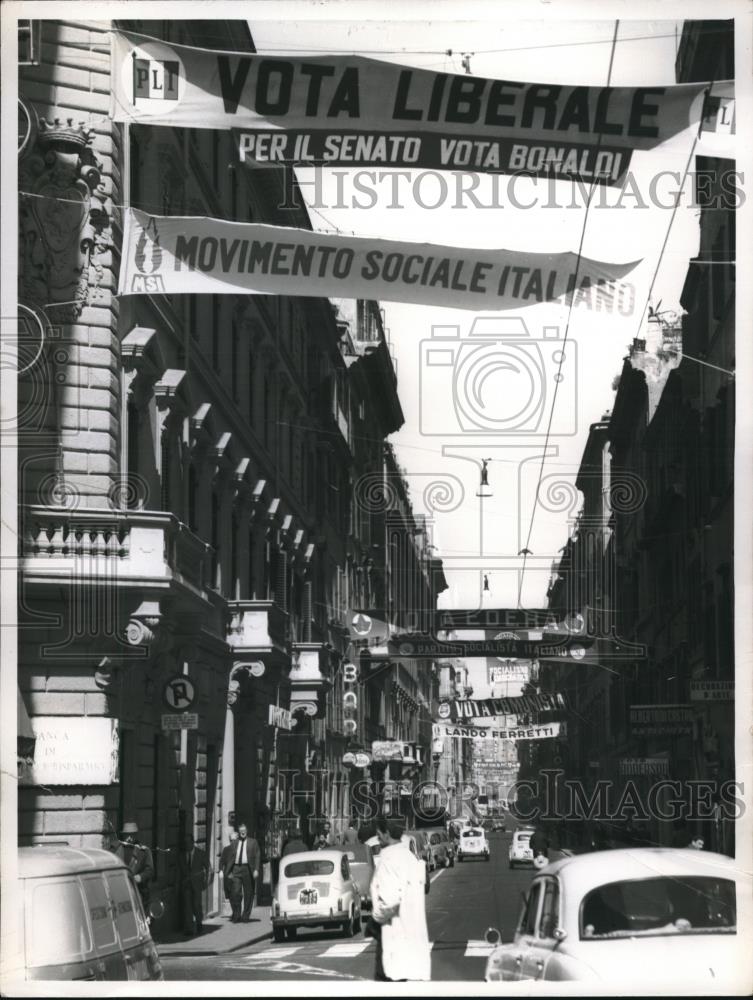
[226,600,290,679]
[21,505,212,596]
[288,643,332,720]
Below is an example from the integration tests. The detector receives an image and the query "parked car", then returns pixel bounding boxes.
[16,846,162,982]
[493,819,507,832]
[423,828,453,869]
[272,850,362,941]
[338,843,375,910]
[457,827,490,862]
[509,828,536,868]
[485,848,747,991]
[401,833,432,894]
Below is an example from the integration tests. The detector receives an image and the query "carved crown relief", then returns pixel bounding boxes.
[19,111,111,323]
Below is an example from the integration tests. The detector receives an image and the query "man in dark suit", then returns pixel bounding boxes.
[178,833,209,935]
[224,823,260,922]
[220,829,239,906]
[115,821,155,917]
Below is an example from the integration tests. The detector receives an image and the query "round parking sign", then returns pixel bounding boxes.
[163,675,196,711]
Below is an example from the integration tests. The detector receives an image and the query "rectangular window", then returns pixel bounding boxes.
[126,399,140,509]
[211,491,220,591]
[28,879,93,967]
[151,734,163,881]
[248,353,255,423]
[18,19,41,65]
[231,319,239,401]
[212,296,220,371]
[189,297,197,339]
[187,464,198,532]
[118,729,135,833]
[212,132,220,190]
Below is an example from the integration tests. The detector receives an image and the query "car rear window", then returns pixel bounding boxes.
[26,877,93,968]
[580,876,736,939]
[105,870,142,945]
[284,859,335,878]
[516,833,531,843]
[463,829,482,837]
[343,845,370,863]
[81,873,118,952]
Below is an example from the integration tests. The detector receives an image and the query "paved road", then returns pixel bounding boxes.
[162,827,542,982]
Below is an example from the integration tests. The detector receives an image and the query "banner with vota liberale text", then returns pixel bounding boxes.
[118,208,640,314]
[111,30,710,186]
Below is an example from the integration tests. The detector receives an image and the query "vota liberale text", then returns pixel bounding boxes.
[217,56,666,140]
[172,236,636,312]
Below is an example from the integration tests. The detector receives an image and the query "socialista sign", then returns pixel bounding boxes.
[111,30,711,185]
[118,208,639,313]
[437,693,567,721]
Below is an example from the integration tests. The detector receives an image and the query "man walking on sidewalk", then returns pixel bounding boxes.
[224,822,259,923]
[370,818,431,982]
[178,833,209,936]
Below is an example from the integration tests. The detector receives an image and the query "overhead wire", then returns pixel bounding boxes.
[516,18,621,610]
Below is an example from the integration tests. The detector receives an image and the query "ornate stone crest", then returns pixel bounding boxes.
[19,114,111,323]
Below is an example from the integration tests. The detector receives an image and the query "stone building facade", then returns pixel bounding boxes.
[16,16,446,931]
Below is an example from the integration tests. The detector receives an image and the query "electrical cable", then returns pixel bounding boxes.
[516,19,621,610]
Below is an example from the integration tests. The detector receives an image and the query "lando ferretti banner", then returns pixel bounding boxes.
[118,209,640,313]
[433,721,566,741]
[111,30,710,185]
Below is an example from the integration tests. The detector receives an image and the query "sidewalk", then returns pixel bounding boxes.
[156,906,272,957]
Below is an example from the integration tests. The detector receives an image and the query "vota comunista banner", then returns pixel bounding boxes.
[117,208,640,313]
[111,30,712,186]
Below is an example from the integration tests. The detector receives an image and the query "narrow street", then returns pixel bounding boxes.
[162,826,543,982]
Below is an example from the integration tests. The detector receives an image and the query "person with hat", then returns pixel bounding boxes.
[115,821,155,916]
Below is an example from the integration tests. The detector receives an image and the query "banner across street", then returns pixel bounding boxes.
[111,29,713,184]
[118,208,640,312]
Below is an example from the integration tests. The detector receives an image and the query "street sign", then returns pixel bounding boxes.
[690,680,734,701]
[629,704,694,735]
[162,713,199,730]
[362,631,643,664]
[269,705,293,730]
[162,675,196,711]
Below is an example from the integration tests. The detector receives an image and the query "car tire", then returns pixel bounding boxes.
[273,926,285,943]
[353,912,362,935]
[286,926,298,941]
[342,912,355,938]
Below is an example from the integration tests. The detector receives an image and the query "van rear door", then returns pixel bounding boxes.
[24,876,97,980]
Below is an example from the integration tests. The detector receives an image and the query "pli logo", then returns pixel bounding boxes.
[124,40,185,112]
[133,57,180,100]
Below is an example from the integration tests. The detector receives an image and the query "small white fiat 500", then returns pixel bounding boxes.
[272,850,362,942]
[509,828,536,868]
[484,848,749,992]
[457,827,490,861]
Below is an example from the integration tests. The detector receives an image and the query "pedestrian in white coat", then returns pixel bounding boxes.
[370,818,431,982]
